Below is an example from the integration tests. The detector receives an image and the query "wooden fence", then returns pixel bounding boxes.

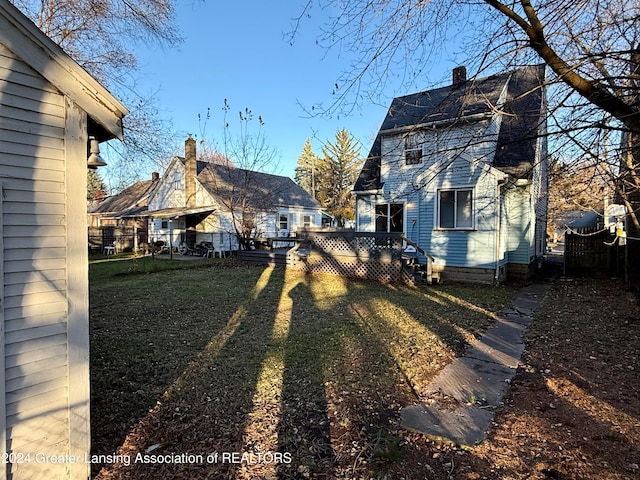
[564,227,621,276]
[88,226,147,253]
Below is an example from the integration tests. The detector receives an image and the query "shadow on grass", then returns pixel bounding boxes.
[94,269,283,479]
[92,264,513,479]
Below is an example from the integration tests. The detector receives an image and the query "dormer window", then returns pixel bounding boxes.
[405,133,422,165]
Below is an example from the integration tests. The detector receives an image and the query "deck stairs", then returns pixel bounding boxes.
[401,236,440,285]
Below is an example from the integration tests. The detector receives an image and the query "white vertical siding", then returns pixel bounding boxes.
[1,44,72,479]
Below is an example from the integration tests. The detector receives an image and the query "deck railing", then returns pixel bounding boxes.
[240,229,436,284]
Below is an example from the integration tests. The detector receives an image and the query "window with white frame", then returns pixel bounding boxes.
[438,188,473,229]
[173,171,181,190]
[302,214,314,228]
[279,213,289,231]
[404,133,422,165]
[375,203,404,233]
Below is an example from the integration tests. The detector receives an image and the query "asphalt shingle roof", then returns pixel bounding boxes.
[354,65,546,191]
[197,163,322,210]
[90,179,157,217]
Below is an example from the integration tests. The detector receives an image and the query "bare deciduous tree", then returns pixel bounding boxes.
[11,0,183,190]
[197,101,283,249]
[291,0,640,227]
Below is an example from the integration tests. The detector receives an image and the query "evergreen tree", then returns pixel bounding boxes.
[87,169,107,202]
[317,129,363,227]
[294,138,322,198]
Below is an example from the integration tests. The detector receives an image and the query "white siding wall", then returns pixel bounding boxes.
[1,44,78,478]
[356,195,376,232]
[148,158,185,210]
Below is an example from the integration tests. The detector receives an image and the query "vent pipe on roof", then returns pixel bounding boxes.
[453,66,467,86]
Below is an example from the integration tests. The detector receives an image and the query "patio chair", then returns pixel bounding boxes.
[197,241,215,258]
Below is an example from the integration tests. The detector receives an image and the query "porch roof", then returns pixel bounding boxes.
[146,206,216,219]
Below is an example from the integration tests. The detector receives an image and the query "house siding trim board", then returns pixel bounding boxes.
[0,184,6,480]
[1,1,127,477]
[64,99,91,480]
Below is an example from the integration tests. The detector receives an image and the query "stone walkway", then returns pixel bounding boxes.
[400,282,552,448]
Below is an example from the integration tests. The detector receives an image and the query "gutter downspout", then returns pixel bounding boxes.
[495,178,507,284]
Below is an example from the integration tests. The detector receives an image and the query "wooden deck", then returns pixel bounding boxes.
[237,249,288,267]
[237,231,438,285]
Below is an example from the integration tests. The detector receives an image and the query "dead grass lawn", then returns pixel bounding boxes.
[90,260,514,479]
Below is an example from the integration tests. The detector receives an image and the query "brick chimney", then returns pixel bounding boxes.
[185,135,196,207]
[452,66,467,86]
[151,171,159,182]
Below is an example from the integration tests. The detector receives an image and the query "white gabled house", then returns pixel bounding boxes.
[354,65,548,283]
[0,1,127,478]
[147,137,324,253]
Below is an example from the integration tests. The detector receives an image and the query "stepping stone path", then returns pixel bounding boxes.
[401,282,552,447]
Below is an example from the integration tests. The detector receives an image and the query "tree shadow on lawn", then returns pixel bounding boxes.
[470,367,640,479]
[92,265,285,479]
[467,276,640,480]
[94,266,512,479]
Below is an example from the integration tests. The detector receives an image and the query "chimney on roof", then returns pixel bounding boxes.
[453,66,467,86]
[151,171,159,181]
[185,135,196,208]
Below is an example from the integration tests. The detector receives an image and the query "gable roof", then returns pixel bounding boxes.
[354,65,546,191]
[198,163,322,211]
[90,178,158,217]
[0,0,128,140]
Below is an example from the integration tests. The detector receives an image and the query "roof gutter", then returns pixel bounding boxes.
[352,188,384,195]
[378,111,493,136]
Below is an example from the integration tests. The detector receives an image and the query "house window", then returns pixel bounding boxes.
[439,188,473,229]
[405,134,422,165]
[375,203,404,233]
[173,172,181,190]
[279,214,289,231]
[302,214,313,228]
[161,220,168,229]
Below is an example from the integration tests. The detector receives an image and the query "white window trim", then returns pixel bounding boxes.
[404,133,423,165]
[436,187,475,230]
[301,213,314,228]
[375,200,406,234]
[279,213,289,231]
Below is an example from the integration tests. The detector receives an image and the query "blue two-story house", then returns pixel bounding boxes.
[354,65,548,283]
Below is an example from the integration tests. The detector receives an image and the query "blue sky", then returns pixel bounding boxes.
[125,0,456,180]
